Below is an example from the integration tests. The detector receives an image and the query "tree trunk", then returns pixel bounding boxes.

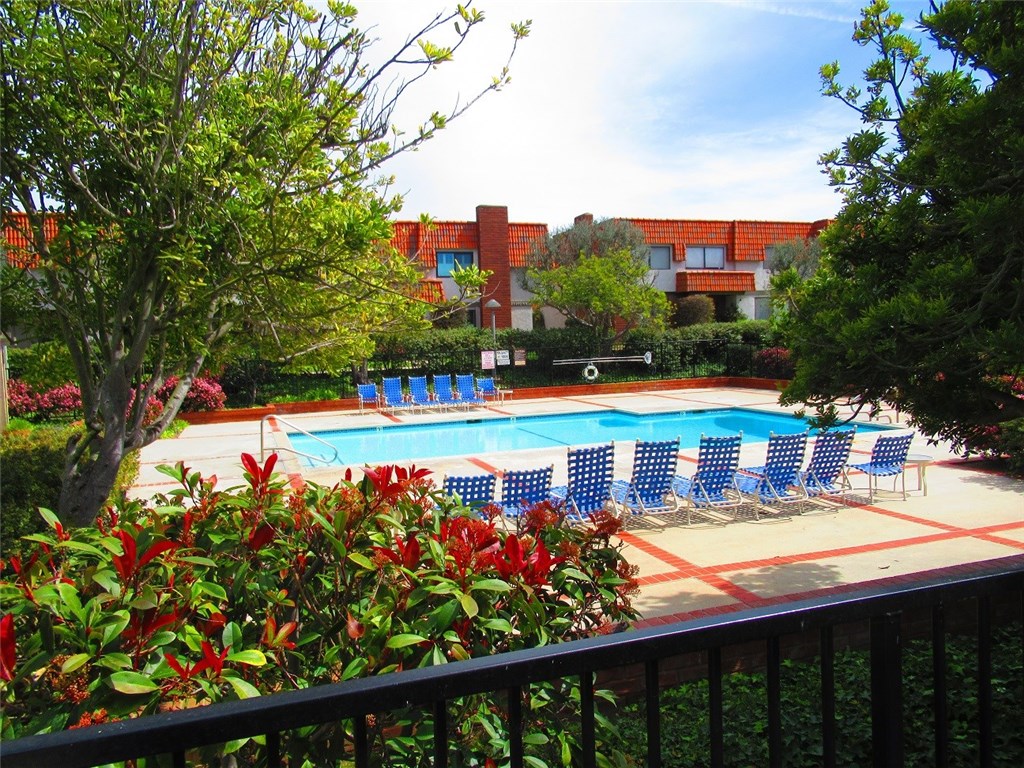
[59,428,125,527]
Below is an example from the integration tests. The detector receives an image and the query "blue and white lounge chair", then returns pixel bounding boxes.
[431,374,462,410]
[381,377,414,414]
[500,465,554,518]
[455,374,487,408]
[735,431,809,518]
[443,473,497,513]
[408,376,439,411]
[610,438,680,516]
[476,377,508,403]
[356,382,379,413]
[672,433,743,524]
[800,428,856,500]
[848,432,914,502]
[550,442,615,522]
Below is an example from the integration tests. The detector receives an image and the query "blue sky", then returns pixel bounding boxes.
[356,1,936,228]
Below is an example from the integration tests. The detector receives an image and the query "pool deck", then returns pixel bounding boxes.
[132,387,1024,627]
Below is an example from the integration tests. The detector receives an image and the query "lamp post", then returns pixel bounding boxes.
[484,299,500,349]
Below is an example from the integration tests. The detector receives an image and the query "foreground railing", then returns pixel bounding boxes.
[5,560,1022,768]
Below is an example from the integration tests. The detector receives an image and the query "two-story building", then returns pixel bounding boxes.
[390,204,829,330]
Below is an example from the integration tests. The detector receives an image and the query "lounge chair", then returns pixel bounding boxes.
[799,428,856,500]
[610,438,680,516]
[477,377,510,403]
[443,473,497,513]
[408,376,439,411]
[381,376,414,414]
[455,374,487,408]
[848,432,914,502]
[671,433,743,524]
[549,442,615,522]
[431,374,462,410]
[735,431,809,518]
[499,465,554,518]
[356,382,379,413]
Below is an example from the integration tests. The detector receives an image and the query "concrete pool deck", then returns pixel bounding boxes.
[132,387,1024,626]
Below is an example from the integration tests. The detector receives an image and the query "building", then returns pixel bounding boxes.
[389,205,829,330]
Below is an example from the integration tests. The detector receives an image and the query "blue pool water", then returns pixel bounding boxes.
[287,408,888,468]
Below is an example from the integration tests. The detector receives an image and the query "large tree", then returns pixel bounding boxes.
[1,0,529,525]
[781,0,1024,468]
[523,217,669,353]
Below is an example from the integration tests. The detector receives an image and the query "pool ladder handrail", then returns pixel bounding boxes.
[260,415,340,466]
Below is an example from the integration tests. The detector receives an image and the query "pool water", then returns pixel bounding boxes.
[287,408,888,468]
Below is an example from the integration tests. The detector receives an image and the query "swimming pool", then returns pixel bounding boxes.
[286,408,889,468]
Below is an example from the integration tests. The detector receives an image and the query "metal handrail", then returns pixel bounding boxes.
[259,414,339,465]
[552,351,653,366]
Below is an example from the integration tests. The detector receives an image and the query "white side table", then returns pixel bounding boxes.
[904,454,933,495]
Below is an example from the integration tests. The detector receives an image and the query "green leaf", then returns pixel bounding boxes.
[178,555,218,567]
[458,591,479,618]
[110,671,160,694]
[197,581,228,602]
[227,649,267,666]
[470,578,512,593]
[225,675,262,700]
[386,633,428,649]
[61,653,91,674]
[347,552,375,570]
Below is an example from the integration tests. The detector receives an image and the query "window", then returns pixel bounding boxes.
[436,251,474,277]
[685,246,726,269]
[648,245,672,270]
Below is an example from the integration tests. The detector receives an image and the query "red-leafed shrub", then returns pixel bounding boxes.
[754,346,795,379]
[5,379,38,417]
[156,376,226,412]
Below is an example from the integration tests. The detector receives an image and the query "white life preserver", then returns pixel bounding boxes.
[583,363,599,382]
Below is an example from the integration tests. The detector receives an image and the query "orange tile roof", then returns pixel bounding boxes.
[414,278,446,304]
[509,223,548,267]
[389,221,478,268]
[676,270,755,293]
[3,211,58,268]
[732,221,823,261]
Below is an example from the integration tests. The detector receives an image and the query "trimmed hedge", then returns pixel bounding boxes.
[0,425,139,553]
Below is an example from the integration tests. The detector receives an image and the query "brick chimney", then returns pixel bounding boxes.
[476,205,511,329]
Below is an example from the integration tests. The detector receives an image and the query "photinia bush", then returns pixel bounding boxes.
[0,455,639,765]
[753,347,795,379]
[156,376,226,412]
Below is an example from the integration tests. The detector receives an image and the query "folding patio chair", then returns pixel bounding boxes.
[848,432,915,502]
[455,374,487,408]
[799,428,856,500]
[431,374,462,410]
[549,442,615,522]
[499,465,555,518]
[408,376,439,411]
[356,382,379,413]
[671,433,743,524]
[476,377,509,403]
[381,377,414,414]
[735,431,809,518]
[443,473,497,513]
[609,438,680,516]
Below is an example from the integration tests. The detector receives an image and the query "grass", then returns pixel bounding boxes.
[606,621,1023,767]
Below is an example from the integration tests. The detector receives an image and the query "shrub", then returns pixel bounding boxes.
[5,379,37,418]
[0,425,140,556]
[0,456,639,765]
[673,295,715,326]
[5,341,76,390]
[753,346,795,379]
[156,376,226,412]
[34,383,83,419]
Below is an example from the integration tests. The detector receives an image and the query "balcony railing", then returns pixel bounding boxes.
[5,559,1021,768]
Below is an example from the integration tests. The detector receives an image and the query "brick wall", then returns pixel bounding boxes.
[477,205,512,328]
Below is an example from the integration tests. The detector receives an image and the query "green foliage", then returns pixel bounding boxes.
[5,343,76,390]
[782,0,1024,468]
[0,426,139,557]
[765,237,822,280]
[610,621,1024,766]
[0,456,637,765]
[524,219,669,352]
[673,295,715,327]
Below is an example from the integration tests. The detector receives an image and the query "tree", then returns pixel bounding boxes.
[780,0,1024,468]
[1,0,529,525]
[523,218,669,352]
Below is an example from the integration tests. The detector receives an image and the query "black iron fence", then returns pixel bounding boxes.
[5,560,1021,768]
[221,340,782,406]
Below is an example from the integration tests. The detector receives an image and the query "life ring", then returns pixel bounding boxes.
[583,363,599,382]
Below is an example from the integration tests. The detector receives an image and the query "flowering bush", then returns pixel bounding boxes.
[156,376,226,412]
[0,455,639,765]
[753,346,795,379]
[6,379,83,419]
[5,379,37,417]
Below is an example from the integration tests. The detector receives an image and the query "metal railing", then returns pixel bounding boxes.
[5,560,1021,768]
[259,414,339,464]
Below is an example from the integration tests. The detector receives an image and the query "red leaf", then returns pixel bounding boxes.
[0,614,15,682]
[248,523,276,552]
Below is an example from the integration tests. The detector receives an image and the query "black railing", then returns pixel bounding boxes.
[220,340,778,406]
[5,559,1022,768]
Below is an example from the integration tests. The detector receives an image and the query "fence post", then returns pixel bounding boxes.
[870,612,903,768]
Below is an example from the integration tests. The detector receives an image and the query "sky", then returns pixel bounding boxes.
[354,0,937,228]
